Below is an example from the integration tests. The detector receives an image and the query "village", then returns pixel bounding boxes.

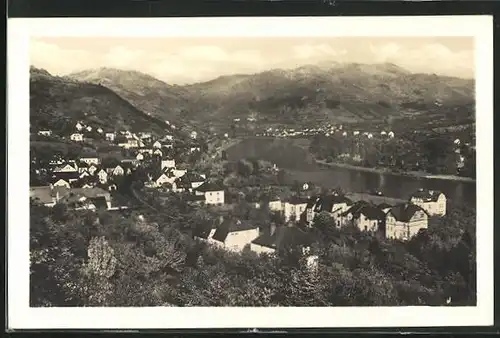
[30,118,451,268]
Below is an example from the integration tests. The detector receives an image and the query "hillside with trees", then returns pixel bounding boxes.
[30,66,169,136]
[30,189,476,307]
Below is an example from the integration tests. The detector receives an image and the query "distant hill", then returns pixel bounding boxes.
[30,66,170,135]
[66,67,191,122]
[66,62,475,127]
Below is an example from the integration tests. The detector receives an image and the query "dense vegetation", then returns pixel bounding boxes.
[31,188,476,307]
[309,131,476,178]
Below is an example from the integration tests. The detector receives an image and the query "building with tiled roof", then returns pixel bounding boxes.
[197,218,260,252]
[385,203,429,241]
[194,181,225,205]
[409,188,447,216]
[305,193,352,224]
[281,196,310,222]
[250,226,317,255]
[340,202,386,234]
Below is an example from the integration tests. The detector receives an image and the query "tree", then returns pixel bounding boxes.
[79,236,117,306]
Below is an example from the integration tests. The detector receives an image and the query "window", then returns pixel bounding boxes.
[364,226,367,231]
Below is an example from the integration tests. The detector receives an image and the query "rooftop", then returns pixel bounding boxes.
[195,181,224,192]
[388,203,427,222]
[410,189,445,202]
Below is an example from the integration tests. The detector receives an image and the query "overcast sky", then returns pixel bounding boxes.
[31,37,474,85]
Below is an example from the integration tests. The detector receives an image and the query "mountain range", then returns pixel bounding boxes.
[31,61,475,133]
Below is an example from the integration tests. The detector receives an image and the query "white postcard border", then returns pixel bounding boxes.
[7,16,493,329]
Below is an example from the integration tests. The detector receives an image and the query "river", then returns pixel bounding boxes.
[225,137,476,205]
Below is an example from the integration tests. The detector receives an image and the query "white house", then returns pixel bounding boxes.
[385,203,429,241]
[388,131,395,138]
[86,126,92,132]
[153,149,163,157]
[305,194,352,226]
[75,122,84,131]
[112,165,125,176]
[88,164,99,176]
[97,128,103,134]
[190,147,201,153]
[79,157,100,165]
[194,182,225,205]
[353,131,360,136]
[409,189,447,216]
[283,196,309,222]
[153,141,162,149]
[97,169,108,184]
[105,132,116,141]
[54,163,78,173]
[268,199,283,212]
[197,219,260,253]
[155,173,175,187]
[340,202,386,233]
[136,153,144,161]
[37,130,52,136]
[173,169,187,178]
[70,133,84,142]
[161,159,176,170]
[164,135,174,141]
[190,131,198,139]
[52,178,71,189]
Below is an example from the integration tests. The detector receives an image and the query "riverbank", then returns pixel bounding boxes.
[315,160,476,183]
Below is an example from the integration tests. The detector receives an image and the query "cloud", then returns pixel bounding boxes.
[369,42,474,77]
[292,43,338,59]
[102,46,145,69]
[30,40,94,74]
[179,45,228,61]
[30,39,474,84]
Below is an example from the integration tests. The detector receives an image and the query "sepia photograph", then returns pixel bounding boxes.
[8,16,493,329]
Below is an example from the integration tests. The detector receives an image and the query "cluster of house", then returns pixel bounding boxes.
[193,216,319,271]
[30,185,117,211]
[271,188,446,240]
[193,188,446,258]
[256,123,395,140]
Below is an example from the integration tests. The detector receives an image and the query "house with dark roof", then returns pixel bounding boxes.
[30,186,113,210]
[197,218,260,252]
[378,202,393,213]
[77,161,89,173]
[409,188,447,216]
[250,225,317,255]
[340,202,386,234]
[194,181,225,205]
[385,203,429,241]
[283,196,310,222]
[155,170,176,187]
[305,193,352,224]
[173,172,206,192]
